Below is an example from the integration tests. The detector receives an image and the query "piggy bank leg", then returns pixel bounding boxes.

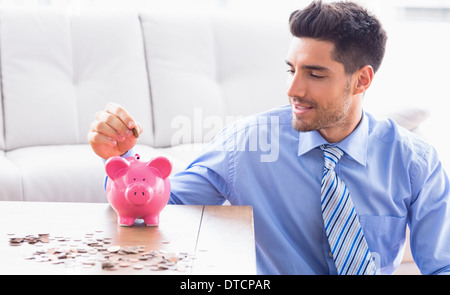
[143,215,159,227]
[118,216,136,226]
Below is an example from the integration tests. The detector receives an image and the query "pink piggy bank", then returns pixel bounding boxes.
[105,154,172,226]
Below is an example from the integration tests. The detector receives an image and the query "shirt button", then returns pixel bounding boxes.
[329,251,333,258]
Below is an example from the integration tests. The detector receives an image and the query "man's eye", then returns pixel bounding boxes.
[286,69,295,75]
[310,73,324,79]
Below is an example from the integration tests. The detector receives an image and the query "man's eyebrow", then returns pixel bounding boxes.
[285,60,294,67]
[285,60,330,72]
[302,65,330,72]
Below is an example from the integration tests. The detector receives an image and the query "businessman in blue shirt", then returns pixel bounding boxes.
[88,1,450,274]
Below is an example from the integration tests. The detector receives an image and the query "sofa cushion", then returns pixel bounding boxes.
[7,145,106,202]
[386,107,430,131]
[1,9,78,150]
[140,12,224,148]
[0,10,153,150]
[0,151,23,200]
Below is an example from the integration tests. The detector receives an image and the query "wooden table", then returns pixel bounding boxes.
[0,201,256,275]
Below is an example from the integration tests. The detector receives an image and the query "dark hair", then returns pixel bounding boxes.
[289,0,387,74]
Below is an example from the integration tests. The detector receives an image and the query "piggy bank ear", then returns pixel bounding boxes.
[147,156,172,179]
[105,156,130,181]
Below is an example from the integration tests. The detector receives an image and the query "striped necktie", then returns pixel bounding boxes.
[320,145,376,275]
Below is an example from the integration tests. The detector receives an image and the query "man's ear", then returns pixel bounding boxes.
[353,65,374,95]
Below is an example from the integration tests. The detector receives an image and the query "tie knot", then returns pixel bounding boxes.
[320,145,344,170]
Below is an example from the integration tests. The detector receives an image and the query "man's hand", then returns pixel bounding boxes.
[87,103,143,160]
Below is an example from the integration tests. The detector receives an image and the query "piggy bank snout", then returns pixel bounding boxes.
[125,183,153,206]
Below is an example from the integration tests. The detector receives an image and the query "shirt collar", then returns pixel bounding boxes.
[297,111,369,166]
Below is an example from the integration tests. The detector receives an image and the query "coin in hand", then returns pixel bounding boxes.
[132,126,139,138]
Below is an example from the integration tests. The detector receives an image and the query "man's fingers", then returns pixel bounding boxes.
[105,102,136,130]
[87,131,117,148]
[90,118,127,142]
[96,111,133,138]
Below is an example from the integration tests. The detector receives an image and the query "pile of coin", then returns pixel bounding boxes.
[9,233,50,245]
[101,246,192,272]
[7,232,195,272]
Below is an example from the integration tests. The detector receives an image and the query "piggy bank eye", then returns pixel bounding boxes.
[142,178,146,181]
[133,178,136,181]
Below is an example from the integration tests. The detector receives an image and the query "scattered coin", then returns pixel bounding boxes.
[7,232,194,273]
[39,236,50,243]
[9,237,24,245]
[119,261,131,267]
[107,245,121,253]
[102,261,116,270]
[168,256,179,263]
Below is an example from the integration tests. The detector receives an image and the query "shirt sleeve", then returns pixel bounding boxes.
[169,165,229,205]
[408,144,450,274]
[169,128,234,206]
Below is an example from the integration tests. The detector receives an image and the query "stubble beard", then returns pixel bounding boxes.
[291,83,352,133]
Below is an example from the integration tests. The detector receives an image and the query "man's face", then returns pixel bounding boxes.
[286,37,359,138]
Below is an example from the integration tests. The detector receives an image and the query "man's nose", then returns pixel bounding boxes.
[286,74,306,99]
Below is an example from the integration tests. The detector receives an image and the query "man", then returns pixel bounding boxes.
[88,1,450,274]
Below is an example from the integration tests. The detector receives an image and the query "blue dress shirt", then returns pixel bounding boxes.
[167,104,450,275]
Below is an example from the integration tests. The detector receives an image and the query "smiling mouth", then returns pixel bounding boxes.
[292,104,313,115]
[290,95,317,115]
[295,105,311,110]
